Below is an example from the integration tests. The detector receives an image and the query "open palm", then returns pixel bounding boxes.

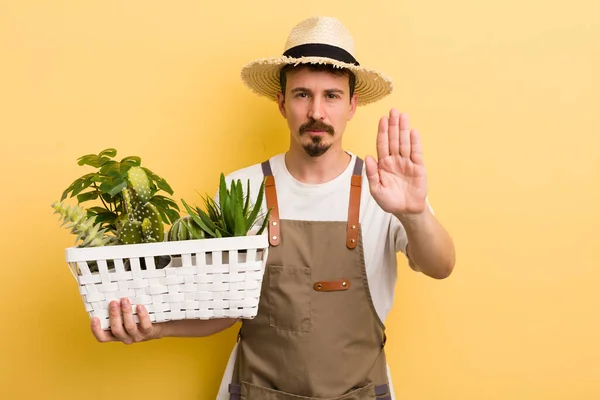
[365,109,428,216]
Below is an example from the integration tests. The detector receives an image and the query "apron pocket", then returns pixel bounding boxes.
[268,265,311,332]
[241,381,376,400]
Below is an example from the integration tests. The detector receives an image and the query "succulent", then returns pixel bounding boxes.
[51,201,117,247]
[116,166,165,244]
[177,173,270,239]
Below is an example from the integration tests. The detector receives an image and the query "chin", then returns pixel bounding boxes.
[303,145,331,157]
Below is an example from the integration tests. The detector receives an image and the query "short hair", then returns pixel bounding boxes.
[279,64,356,100]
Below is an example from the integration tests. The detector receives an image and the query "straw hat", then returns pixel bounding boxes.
[240,16,393,106]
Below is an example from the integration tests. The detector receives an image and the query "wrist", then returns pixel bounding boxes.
[394,206,432,228]
[153,322,168,339]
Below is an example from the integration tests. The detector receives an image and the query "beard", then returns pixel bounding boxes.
[299,119,335,157]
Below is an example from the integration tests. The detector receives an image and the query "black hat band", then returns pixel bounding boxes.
[283,43,360,66]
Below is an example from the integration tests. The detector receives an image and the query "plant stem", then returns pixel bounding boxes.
[92,182,113,212]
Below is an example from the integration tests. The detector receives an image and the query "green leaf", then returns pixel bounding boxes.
[246,178,265,230]
[90,212,119,232]
[77,154,99,167]
[77,154,112,168]
[256,207,272,235]
[197,205,220,234]
[181,219,204,239]
[219,173,227,217]
[223,195,234,234]
[100,192,115,203]
[99,160,120,175]
[243,179,251,216]
[61,173,97,200]
[76,191,99,203]
[150,195,180,211]
[205,197,220,222]
[119,162,134,176]
[120,156,141,166]
[87,206,111,214]
[108,179,127,197]
[164,209,181,225]
[99,148,117,158]
[236,180,244,211]
[143,167,174,195]
[70,180,87,197]
[182,199,216,237]
[234,197,245,236]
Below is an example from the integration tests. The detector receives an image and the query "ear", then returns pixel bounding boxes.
[347,94,358,121]
[276,92,287,118]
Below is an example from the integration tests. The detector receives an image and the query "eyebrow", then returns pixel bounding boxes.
[290,87,346,95]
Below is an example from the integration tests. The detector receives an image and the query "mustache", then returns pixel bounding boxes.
[299,120,334,135]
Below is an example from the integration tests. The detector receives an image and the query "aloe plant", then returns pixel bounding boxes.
[175,174,270,239]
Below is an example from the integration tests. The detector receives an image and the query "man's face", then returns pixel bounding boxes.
[277,67,358,157]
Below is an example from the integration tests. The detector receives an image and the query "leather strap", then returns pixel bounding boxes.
[375,383,389,396]
[228,383,241,400]
[261,156,363,249]
[313,279,350,292]
[261,161,281,246]
[346,157,363,249]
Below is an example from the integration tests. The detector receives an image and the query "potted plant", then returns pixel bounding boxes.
[169,173,271,240]
[52,148,181,270]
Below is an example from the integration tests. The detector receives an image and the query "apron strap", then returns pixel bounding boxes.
[228,383,241,400]
[261,160,281,246]
[261,156,363,249]
[346,157,363,249]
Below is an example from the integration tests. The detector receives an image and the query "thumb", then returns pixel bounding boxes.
[365,156,380,191]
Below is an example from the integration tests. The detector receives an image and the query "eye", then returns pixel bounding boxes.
[326,93,341,99]
[294,92,309,98]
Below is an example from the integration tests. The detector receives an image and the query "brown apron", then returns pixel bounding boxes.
[229,157,391,400]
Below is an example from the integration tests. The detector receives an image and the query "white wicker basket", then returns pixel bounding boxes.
[64,234,269,330]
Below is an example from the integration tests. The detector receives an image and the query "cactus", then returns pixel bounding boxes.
[168,215,206,241]
[117,166,165,245]
[51,201,118,247]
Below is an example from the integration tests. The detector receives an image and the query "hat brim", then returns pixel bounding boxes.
[240,56,393,106]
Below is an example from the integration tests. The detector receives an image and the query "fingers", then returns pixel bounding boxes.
[91,299,154,344]
[388,109,400,155]
[410,129,425,166]
[399,112,411,158]
[376,116,389,160]
[106,300,133,344]
[136,304,156,339]
[121,298,144,343]
[381,109,412,159]
[91,317,116,342]
[365,156,380,192]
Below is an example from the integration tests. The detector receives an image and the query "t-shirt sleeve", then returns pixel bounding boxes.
[389,217,409,255]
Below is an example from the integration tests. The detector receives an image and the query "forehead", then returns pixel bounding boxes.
[284,67,349,90]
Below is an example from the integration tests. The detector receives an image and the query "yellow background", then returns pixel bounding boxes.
[1,0,599,399]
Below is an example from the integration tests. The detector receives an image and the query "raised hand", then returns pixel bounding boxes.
[365,109,428,216]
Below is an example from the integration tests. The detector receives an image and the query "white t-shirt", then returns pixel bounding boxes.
[215,151,416,399]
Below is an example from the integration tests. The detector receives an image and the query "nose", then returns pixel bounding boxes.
[307,98,324,120]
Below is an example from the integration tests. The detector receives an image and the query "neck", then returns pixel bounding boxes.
[285,146,351,184]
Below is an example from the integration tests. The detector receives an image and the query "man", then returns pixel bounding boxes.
[92,16,455,400]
